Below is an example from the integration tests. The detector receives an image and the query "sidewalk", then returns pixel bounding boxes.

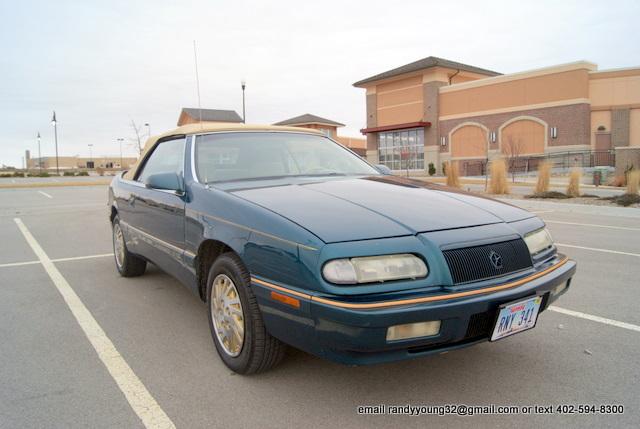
[420,176,620,190]
[499,198,640,218]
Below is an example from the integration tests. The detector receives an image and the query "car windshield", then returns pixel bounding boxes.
[195,132,379,183]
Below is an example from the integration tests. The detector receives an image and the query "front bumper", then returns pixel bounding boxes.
[251,255,576,365]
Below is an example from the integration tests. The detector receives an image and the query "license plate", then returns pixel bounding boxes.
[491,295,543,341]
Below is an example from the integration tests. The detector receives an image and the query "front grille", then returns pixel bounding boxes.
[465,310,495,339]
[443,239,532,285]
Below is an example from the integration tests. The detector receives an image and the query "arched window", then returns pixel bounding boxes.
[500,117,547,155]
[449,123,488,158]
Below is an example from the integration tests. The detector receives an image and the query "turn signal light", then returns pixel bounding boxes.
[386,320,441,341]
[270,291,300,308]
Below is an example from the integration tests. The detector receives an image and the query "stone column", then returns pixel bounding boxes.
[612,108,630,147]
[365,92,378,164]
[423,81,446,173]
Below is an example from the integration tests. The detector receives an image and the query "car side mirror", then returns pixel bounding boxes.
[144,172,184,193]
[375,164,393,175]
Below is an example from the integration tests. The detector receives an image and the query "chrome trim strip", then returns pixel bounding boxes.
[187,208,318,251]
[190,135,200,184]
[119,178,146,188]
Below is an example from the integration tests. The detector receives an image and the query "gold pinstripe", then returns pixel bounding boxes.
[251,257,569,310]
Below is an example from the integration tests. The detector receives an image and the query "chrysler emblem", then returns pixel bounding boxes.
[489,250,503,269]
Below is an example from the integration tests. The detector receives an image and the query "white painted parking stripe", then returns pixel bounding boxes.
[53,253,114,263]
[0,260,41,268]
[38,191,53,198]
[546,220,640,231]
[556,243,640,258]
[13,218,175,429]
[0,253,114,269]
[531,210,555,214]
[549,306,640,333]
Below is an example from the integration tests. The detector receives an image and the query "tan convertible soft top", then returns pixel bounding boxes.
[123,122,322,180]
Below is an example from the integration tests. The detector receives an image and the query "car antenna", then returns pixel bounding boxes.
[193,40,203,130]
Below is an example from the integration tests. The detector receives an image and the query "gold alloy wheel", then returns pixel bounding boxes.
[211,274,245,357]
[113,223,125,268]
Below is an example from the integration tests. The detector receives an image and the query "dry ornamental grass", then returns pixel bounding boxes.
[627,170,640,195]
[566,168,581,197]
[535,162,551,194]
[489,159,509,194]
[446,161,460,188]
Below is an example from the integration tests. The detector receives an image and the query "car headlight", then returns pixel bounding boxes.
[524,228,554,256]
[322,254,428,284]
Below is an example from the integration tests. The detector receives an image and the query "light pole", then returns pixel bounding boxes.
[117,138,124,169]
[88,144,93,169]
[241,79,246,123]
[51,111,59,175]
[37,132,42,175]
[144,123,151,138]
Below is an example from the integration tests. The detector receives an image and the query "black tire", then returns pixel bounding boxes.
[112,215,147,277]
[206,252,286,374]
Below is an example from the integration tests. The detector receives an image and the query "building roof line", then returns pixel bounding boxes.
[274,113,345,127]
[353,56,501,87]
[439,60,598,93]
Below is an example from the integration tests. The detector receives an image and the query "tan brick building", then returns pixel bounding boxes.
[26,152,138,170]
[354,57,640,174]
[177,108,243,126]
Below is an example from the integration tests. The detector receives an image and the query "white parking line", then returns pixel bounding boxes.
[13,218,175,429]
[546,220,640,232]
[0,253,113,269]
[549,306,640,333]
[0,260,41,268]
[531,210,555,214]
[556,243,640,258]
[53,253,114,263]
[38,191,53,199]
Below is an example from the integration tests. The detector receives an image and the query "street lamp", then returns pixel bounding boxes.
[117,138,124,169]
[241,79,246,123]
[144,123,151,138]
[51,111,59,175]
[88,144,94,169]
[37,132,42,175]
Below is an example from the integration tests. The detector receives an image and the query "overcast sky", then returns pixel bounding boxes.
[1,0,639,167]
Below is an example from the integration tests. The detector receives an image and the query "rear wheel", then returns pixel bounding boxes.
[112,215,146,277]
[206,253,286,374]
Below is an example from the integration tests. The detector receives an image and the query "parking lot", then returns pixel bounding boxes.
[1,184,639,428]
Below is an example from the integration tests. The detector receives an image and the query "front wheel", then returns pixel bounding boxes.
[112,215,146,277]
[206,253,286,374]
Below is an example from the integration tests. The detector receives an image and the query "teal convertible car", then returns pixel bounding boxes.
[108,123,576,374]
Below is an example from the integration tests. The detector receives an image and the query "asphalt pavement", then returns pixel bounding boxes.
[0,185,638,428]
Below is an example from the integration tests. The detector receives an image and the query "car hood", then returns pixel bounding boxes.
[230,176,535,243]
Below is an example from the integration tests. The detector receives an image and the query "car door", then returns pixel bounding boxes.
[128,136,187,276]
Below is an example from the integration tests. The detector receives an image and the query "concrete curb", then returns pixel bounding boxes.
[0,180,111,189]
[418,176,621,190]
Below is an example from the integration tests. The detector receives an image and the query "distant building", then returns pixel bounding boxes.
[274,113,367,156]
[177,108,243,126]
[354,56,640,174]
[26,151,137,170]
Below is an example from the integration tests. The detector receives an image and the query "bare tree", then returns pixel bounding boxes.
[502,136,525,183]
[129,120,144,155]
[401,147,417,177]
